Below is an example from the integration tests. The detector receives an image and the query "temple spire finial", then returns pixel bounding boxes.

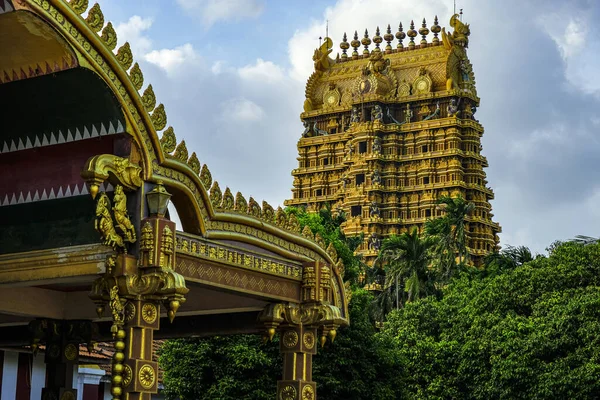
[395,22,405,49]
[419,18,429,46]
[384,24,394,53]
[361,29,371,55]
[340,32,349,60]
[431,16,441,45]
[407,20,417,49]
[351,30,360,59]
[373,26,382,53]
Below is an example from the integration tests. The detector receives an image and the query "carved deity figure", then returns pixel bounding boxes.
[371,105,383,123]
[160,225,174,268]
[113,185,136,242]
[95,193,124,250]
[447,98,461,117]
[302,120,312,137]
[372,137,382,154]
[368,234,381,251]
[350,106,361,123]
[371,169,382,185]
[404,104,413,124]
[369,201,380,218]
[346,143,354,158]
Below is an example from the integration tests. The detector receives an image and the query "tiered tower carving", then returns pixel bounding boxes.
[285,16,501,265]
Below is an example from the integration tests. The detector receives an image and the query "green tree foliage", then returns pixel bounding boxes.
[380,241,600,399]
[313,289,405,400]
[159,290,403,400]
[286,204,363,285]
[159,335,280,400]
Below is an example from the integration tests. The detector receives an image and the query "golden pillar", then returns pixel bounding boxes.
[260,261,344,400]
[89,181,188,400]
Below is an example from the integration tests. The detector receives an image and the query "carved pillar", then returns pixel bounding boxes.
[260,261,346,400]
[28,319,97,400]
[278,325,317,400]
[88,181,188,400]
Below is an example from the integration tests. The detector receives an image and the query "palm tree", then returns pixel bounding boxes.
[374,228,435,310]
[483,245,534,277]
[570,235,599,246]
[429,196,475,265]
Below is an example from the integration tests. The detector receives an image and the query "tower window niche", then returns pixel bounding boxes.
[358,141,367,153]
[351,205,362,217]
[356,174,365,185]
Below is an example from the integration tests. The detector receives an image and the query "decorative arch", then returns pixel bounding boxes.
[15,0,349,315]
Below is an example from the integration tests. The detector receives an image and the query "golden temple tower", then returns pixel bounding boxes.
[284,16,501,264]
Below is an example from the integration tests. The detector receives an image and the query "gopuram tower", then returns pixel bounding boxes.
[284,16,501,265]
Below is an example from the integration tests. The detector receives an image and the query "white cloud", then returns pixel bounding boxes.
[238,58,285,84]
[221,97,265,122]
[176,0,264,26]
[114,15,153,56]
[145,44,199,74]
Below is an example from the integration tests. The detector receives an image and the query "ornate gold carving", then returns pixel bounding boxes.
[283,330,299,348]
[200,164,212,189]
[442,14,471,49]
[124,301,136,322]
[248,197,262,218]
[314,233,326,249]
[160,126,176,153]
[68,0,89,14]
[262,201,275,221]
[100,22,117,50]
[141,85,157,113]
[151,104,167,131]
[313,37,334,72]
[113,185,136,242]
[302,385,315,400]
[302,264,317,302]
[82,154,142,197]
[122,364,133,387]
[322,83,340,109]
[413,68,432,94]
[234,192,248,213]
[173,140,188,162]
[303,332,315,350]
[222,187,234,210]
[280,385,297,400]
[188,152,201,174]
[275,207,287,228]
[85,3,104,32]
[116,42,133,70]
[109,285,125,335]
[302,225,314,240]
[287,213,300,233]
[209,181,222,208]
[138,364,156,389]
[140,222,154,266]
[326,243,337,263]
[64,343,77,361]
[141,303,158,324]
[176,255,299,299]
[160,225,174,268]
[95,193,125,250]
[129,63,144,90]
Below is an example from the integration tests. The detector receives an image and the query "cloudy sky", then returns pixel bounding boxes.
[96,0,600,254]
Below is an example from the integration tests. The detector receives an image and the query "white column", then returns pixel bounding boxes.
[30,355,46,400]
[76,366,106,400]
[1,351,19,400]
